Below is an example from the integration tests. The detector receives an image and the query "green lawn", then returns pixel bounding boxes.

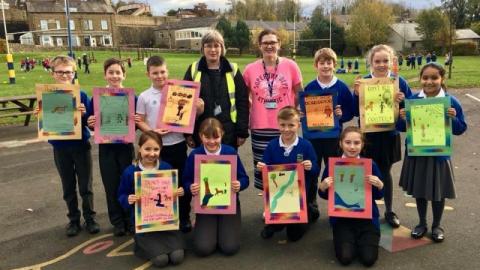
[1,51,479,97]
[0,50,479,125]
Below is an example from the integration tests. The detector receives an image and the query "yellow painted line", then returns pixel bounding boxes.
[375,200,384,205]
[106,238,134,257]
[12,233,113,270]
[134,261,153,270]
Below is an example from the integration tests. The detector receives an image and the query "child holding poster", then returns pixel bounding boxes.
[353,44,412,228]
[35,55,99,237]
[318,126,384,267]
[303,48,354,222]
[183,117,249,256]
[118,131,185,267]
[257,106,320,241]
[87,58,134,236]
[136,56,203,233]
[397,63,467,242]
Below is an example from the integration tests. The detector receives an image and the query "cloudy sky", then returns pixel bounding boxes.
[115,0,443,16]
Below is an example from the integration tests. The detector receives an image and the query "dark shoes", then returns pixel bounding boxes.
[113,225,126,237]
[66,222,81,237]
[180,220,192,233]
[385,212,401,228]
[260,225,283,239]
[431,226,445,242]
[85,220,100,234]
[411,224,428,239]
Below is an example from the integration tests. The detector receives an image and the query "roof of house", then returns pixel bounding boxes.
[156,16,218,30]
[26,0,114,14]
[390,22,422,42]
[244,20,307,32]
[455,29,480,40]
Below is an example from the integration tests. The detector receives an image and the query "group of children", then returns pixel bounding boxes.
[43,42,466,268]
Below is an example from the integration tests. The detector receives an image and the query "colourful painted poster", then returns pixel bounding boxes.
[93,87,135,144]
[194,155,237,214]
[134,170,179,233]
[359,78,399,132]
[299,89,340,139]
[35,84,81,140]
[328,158,372,219]
[405,97,452,156]
[262,164,307,224]
[157,79,200,134]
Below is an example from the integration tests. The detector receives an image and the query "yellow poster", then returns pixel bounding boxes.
[162,85,194,126]
[364,84,395,125]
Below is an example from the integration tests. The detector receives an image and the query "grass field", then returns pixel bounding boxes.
[0,50,479,125]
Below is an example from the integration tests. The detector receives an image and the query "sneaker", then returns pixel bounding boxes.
[85,220,100,234]
[113,225,126,237]
[180,220,192,233]
[66,222,81,237]
[385,212,400,228]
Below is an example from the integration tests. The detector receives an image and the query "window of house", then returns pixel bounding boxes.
[56,20,61,29]
[69,20,75,30]
[40,20,48,30]
[41,35,53,46]
[103,35,112,46]
[56,38,63,46]
[101,20,108,30]
[83,20,93,30]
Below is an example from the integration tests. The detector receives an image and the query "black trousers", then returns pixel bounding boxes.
[53,142,95,223]
[160,141,191,224]
[99,143,134,227]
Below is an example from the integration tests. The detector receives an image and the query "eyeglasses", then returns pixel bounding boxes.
[54,71,75,76]
[261,41,279,47]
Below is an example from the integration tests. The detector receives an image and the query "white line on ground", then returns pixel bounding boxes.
[0,138,40,148]
[466,93,480,102]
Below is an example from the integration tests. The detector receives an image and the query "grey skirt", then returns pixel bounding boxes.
[134,230,184,260]
[399,156,456,201]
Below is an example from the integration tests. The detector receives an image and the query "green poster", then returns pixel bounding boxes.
[411,103,445,146]
[333,165,365,210]
[199,163,231,207]
[42,92,74,133]
[100,95,129,135]
[268,170,300,213]
[364,84,395,125]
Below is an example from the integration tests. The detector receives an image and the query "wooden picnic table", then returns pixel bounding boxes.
[0,95,37,126]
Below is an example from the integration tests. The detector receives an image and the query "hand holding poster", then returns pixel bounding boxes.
[36,84,81,140]
[194,155,237,214]
[134,170,179,233]
[328,158,372,219]
[93,87,135,144]
[359,78,399,132]
[157,80,200,134]
[262,164,307,224]
[299,89,340,139]
[405,97,452,156]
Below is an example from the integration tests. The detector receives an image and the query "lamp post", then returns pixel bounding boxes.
[64,0,78,84]
[1,0,15,84]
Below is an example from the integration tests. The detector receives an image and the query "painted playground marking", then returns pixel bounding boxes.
[12,233,113,270]
[466,93,480,102]
[0,138,40,149]
[405,202,454,211]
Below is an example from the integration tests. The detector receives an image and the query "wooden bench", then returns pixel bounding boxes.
[0,95,37,126]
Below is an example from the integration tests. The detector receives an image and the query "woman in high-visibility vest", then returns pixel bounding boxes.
[183,30,249,150]
[242,29,303,191]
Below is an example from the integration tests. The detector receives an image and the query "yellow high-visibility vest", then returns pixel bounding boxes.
[191,61,238,123]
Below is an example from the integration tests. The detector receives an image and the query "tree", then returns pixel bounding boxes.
[233,20,250,55]
[416,9,447,52]
[471,21,480,34]
[166,9,177,16]
[298,6,346,55]
[346,0,394,54]
[216,16,234,48]
[275,0,301,22]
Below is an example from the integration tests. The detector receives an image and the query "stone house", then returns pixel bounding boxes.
[25,0,115,47]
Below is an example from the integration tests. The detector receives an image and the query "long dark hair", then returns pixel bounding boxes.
[420,62,447,91]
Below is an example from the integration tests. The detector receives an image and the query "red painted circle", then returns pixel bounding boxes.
[82,240,114,255]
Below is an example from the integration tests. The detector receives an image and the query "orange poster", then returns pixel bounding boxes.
[305,95,334,130]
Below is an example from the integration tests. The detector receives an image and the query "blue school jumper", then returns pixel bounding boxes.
[182,144,249,195]
[318,159,384,229]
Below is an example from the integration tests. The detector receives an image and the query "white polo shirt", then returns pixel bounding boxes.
[137,85,185,146]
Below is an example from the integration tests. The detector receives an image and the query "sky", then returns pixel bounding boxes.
[113,0,443,16]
